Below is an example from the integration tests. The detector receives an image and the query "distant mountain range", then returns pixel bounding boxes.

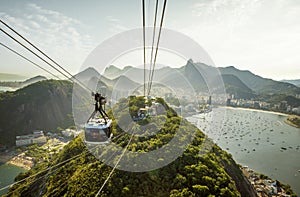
[218,66,300,95]
[3,61,298,100]
[0,73,27,81]
[98,60,300,99]
[0,75,47,89]
[281,79,300,87]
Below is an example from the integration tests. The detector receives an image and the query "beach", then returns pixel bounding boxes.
[221,106,290,117]
[6,153,34,170]
[0,150,33,170]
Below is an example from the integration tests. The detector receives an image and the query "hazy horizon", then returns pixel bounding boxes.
[1,0,300,81]
[1,63,299,82]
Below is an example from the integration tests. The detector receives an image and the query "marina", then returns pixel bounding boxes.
[188,107,300,195]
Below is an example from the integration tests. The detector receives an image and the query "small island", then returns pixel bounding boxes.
[285,115,300,128]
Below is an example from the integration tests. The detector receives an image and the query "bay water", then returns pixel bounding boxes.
[188,107,300,195]
[0,164,25,196]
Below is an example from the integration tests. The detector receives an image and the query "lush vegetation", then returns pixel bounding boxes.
[4,96,257,197]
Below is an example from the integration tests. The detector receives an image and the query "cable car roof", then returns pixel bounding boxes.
[85,118,112,129]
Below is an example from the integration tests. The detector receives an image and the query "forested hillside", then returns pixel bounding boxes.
[0,80,74,146]
[219,66,300,95]
[5,97,257,197]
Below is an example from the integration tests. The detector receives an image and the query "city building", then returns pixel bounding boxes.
[279,101,288,111]
[253,101,260,109]
[207,96,212,105]
[61,129,81,138]
[226,98,231,106]
[16,131,47,146]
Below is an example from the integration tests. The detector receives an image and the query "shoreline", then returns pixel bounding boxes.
[241,166,296,196]
[0,151,33,170]
[0,154,14,164]
[284,119,300,128]
[219,106,300,129]
[284,115,300,128]
[220,106,290,117]
[6,160,32,171]
[6,152,34,170]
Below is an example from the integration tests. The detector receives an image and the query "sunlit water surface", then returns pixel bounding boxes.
[188,107,300,195]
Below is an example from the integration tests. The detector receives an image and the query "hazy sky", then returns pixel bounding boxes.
[0,0,300,80]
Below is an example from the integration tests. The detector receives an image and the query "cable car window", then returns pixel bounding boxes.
[85,128,108,142]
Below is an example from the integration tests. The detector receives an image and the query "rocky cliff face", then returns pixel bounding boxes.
[217,151,258,197]
[0,80,74,146]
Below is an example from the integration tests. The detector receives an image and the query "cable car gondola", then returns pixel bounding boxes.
[85,117,112,145]
[84,92,112,145]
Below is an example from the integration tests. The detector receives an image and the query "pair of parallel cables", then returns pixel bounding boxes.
[142,0,167,96]
[0,0,168,194]
[0,19,93,93]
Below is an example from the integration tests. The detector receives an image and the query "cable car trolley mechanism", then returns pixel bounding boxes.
[84,92,112,145]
